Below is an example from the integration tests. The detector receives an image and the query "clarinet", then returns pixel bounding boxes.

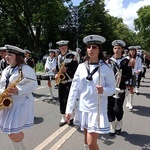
[113,69,122,112]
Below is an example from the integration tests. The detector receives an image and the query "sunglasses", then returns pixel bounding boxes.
[59,44,67,47]
[87,45,98,49]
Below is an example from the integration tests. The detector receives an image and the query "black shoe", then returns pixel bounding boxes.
[54,85,59,89]
[68,119,74,126]
[116,129,121,135]
[59,121,66,127]
[109,132,116,137]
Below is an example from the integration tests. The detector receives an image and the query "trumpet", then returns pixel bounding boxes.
[0,70,22,110]
[55,61,65,85]
[113,69,122,112]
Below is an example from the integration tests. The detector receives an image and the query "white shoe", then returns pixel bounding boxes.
[49,96,54,100]
[136,88,139,94]
[84,144,89,150]
[52,99,56,103]
[126,103,129,108]
[129,105,133,110]
[141,78,144,82]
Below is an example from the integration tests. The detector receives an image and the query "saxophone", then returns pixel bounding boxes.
[0,70,23,110]
[55,61,65,85]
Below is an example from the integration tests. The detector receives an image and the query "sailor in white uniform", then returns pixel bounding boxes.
[125,46,142,109]
[65,35,116,150]
[44,49,57,99]
[0,45,38,150]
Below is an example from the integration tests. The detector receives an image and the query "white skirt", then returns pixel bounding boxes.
[0,98,34,134]
[74,110,110,134]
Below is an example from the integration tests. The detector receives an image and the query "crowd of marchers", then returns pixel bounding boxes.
[0,37,149,150]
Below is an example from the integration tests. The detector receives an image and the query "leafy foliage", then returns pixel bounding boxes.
[0,0,149,55]
[134,5,150,52]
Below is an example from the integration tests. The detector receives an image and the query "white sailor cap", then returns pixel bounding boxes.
[124,49,128,52]
[83,35,106,45]
[136,45,141,49]
[55,49,60,53]
[56,40,69,46]
[128,46,136,50]
[5,44,25,57]
[0,47,7,51]
[24,49,31,54]
[112,40,126,47]
[49,49,56,53]
[76,48,81,52]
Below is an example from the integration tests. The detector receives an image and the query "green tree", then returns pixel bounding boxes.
[134,5,150,51]
[0,0,68,53]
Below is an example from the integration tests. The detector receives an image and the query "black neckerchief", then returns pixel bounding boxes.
[84,61,99,81]
[5,65,18,89]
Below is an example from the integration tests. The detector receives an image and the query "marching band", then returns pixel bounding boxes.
[0,37,149,150]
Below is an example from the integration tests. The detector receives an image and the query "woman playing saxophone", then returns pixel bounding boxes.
[0,45,38,150]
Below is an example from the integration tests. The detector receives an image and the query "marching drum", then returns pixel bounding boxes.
[36,72,55,85]
[36,73,50,80]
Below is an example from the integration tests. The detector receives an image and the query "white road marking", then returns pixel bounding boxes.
[36,86,47,90]
[50,126,79,150]
[33,125,68,150]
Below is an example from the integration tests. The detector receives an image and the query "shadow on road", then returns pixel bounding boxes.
[32,93,48,98]
[34,116,44,124]
[122,131,150,149]
[139,92,150,98]
[99,132,150,149]
[42,98,60,106]
[140,84,150,87]
[130,105,150,117]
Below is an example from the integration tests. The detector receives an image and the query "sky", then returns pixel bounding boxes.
[71,0,150,31]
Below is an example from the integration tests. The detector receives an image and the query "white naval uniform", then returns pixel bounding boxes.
[126,56,142,74]
[44,57,56,77]
[0,64,38,134]
[133,56,142,74]
[66,60,116,134]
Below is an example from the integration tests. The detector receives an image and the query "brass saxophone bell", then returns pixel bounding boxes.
[3,97,13,108]
[59,73,65,80]
[0,69,22,111]
[0,97,13,110]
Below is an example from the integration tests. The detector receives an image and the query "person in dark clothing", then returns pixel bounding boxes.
[24,49,35,68]
[55,40,78,127]
[107,40,132,136]
[0,47,8,75]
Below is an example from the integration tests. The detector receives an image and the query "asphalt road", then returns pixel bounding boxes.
[0,69,150,150]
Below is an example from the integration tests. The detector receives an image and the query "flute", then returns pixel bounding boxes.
[97,64,101,128]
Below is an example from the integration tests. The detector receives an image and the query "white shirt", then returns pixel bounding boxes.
[126,56,142,74]
[0,64,38,105]
[45,57,56,75]
[66,60,116,114]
